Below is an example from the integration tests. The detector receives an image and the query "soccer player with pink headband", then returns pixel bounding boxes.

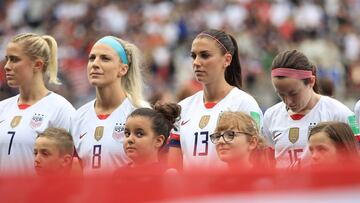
[262,50,359,169]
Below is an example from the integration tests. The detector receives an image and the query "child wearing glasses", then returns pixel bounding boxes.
[210,111,271,170]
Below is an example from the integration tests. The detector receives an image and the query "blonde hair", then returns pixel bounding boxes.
[216,111,272,168]
[11,33,60,84]
[37,127,74,156]
[113,37,144,108]
[216,111,263,144]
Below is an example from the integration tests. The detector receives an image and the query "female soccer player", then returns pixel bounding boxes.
[0,33,75,176]
[262,50,359,169]
[168,29,263,171]
[71,36,147,175]
[211,111,271,171]
[308,121,359,166]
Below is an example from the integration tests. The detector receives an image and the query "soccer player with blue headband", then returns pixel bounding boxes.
[96,36,128,65]
[71,35,149,175]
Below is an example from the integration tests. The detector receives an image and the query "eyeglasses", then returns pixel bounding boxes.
[209,130,251,144]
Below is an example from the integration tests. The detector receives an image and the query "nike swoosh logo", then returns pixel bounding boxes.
[274,132,281,139]
[181,120,190,126]
[80,132,87,139]
[0,120,4,124]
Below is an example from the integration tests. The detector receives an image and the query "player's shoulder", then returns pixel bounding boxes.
[178,90,203,107]
[230,88,256,100]
[73,100,95,118]
[319,96,350,110]
[47,92,74,108]
[0,95,18,107]
[228,88,261,107]
[355,99,360,112]
[263,102,285,118]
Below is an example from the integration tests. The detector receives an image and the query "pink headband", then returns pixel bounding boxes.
[197,33,229,53]
[271,68,313,79]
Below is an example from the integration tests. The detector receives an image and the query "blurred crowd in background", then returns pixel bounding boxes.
[0,0,360,111]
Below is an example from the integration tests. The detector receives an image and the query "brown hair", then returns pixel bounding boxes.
[271,50,320,93]
[195,29,242,89]
[127,102,181,146]
[309,121,359,161]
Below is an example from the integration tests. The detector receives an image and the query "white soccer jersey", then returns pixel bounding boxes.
[71,98,138,175]
[355,100,360,126]
[171,88,263,171]
[0,93,75,176]
[263,96,359,169]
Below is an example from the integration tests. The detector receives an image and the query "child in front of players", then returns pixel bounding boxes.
[119,103,180,173]
[34,127,74,176]
[308,121,359,167]
[211,111,271,171]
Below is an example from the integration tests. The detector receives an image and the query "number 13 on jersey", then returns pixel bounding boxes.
[193,131,209,156]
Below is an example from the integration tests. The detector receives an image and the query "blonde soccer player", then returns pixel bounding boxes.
[0,33,75,176]
[70,36,148,175]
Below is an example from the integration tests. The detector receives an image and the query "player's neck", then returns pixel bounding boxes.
[19,82,49,105]
[95,85,127,114]
[203,82,233,103]
[289,93,321,115]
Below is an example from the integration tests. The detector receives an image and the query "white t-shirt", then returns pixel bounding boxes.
[71,98,138,175]
[263,96,359,169]
[171,88,263,171]
[0,93,75,176]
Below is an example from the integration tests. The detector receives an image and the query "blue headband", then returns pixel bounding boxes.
[95,36,128,65]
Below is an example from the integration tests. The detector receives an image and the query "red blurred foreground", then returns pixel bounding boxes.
[2,163,360,202]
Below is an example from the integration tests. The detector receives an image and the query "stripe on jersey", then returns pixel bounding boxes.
[168,133,181,147]
[204,102,217,109]
[97,114,110,120]
[169,133,180,141]
[290,114,305,120]
[18,104,31,110]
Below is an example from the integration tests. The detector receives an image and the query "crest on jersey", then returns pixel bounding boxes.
[199,115,210,129]
[30,113,44,129]
[94,126,104,141]
[113,123,125,141]
[289,127,299,144]
[10,116,22,128]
